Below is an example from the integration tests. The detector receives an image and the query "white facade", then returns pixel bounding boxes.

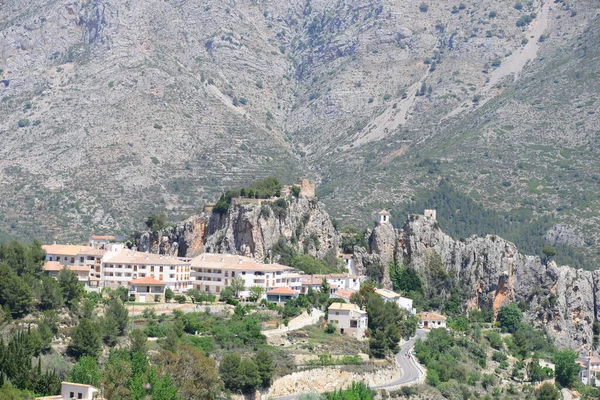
[377,210,391,223]
[102,251,191,292]
[36,381,101,400]
[190,254,302,298]
[578,356,600,386]
[418,312,447,329]
[375,288,415,314]
[328,303,368,340]
[314,273,360,291]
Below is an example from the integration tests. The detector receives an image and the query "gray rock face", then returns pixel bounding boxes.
[204,197,340,261]
[368,221,397,288]
[400,214,598,353]
[137,214,207,257]
[545,224,585,247]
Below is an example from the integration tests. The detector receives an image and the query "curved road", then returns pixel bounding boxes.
[270,330,427,400]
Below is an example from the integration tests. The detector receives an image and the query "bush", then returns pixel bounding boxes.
[17,119,30,128]
[325,323,336,334]
[174,295,186,304]
[489,11,497,18]
[419,3,429,12]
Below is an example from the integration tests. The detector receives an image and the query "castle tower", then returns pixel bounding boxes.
[377,210,391,224]
[424,209,437,221]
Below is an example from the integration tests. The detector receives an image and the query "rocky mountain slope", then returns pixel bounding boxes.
[0,0,598,251]
[141,191,597,352]
[358,213,598,352]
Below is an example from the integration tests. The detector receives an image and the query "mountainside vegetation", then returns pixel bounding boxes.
[0,0,598,264]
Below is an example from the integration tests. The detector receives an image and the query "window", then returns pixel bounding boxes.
[70,392,74,398]
[80,257,84,263]
[160,266,163,272]
[78,393,83,399]
[71,257,75,263]
[150,266,154,272]
[335,312,339,315]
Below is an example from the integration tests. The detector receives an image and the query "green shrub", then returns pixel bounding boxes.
[419,3,429,12]
[17,119,30,128]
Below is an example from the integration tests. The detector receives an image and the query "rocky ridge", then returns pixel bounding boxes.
[142,197,599,352]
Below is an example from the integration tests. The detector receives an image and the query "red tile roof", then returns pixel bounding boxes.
[266,287,299,295]
[418,312,447,321]
[129,277,165,285]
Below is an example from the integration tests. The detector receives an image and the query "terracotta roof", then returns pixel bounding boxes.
[314,273,358,280]
[78,248,107,256]
[106,251,189,266]
[418,312,447,321]
[90,235,116,241]
[333,289,357,300]
[578,356,600,364]
[89,276,101,281]
[301,276,323,286]
[378,209,390,215]
[61,381,100,389]
[129,277,165,285]
[42,261,90,272]
[190,253,294,272]
[43,244,88,256]
[266,287,299,295]
[375,288,402,299]
[328,302,366,313]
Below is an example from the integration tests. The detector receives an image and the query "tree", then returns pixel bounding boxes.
[69,356,101,386]
[536,382,560,400]
[68,319,102,359]
[497,303,522,333]
[0,264,33,318]
[158,344,221,399]
[399,316,418,340]
[0,240,45,277]
[58,267,83,307]
[106,298,129,336]
[254,350,275,388]
[527,357,544,383]
[186,289,200,303]
[542,246,556,260]
[146,213,168,232]
[219,352,243,393]
[248,286,265,302]
[164,288,174,303]
[99,315,119,346]
[231,276,245,298]
[239,359,261,395]
[553,349,579,387]
[129,328,148,355]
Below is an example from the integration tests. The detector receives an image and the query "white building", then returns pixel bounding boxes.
[35,381,102,400]
[375,288,415,314]
[377,210,391,224]
[190,253,302,298]
[331,289,357,302]
[417,312,447,329]
[102,251,191,292]
[327,302,368,340]
[43,243,123,282]
[300,276,339,295]
[578,355,600,386]
[314,273,360,291]
[128,277,166,302]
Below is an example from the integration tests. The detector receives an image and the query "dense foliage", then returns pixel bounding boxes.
[214,177,284,214]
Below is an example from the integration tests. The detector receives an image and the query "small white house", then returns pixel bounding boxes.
[35,381,102,400]
[128,276,166,302]
[375,289,415,314]
[578,355,600,386]
[327,302,368,340]
[417,312,447,329]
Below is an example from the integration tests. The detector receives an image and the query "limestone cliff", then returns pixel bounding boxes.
[400,214,598,353]
[203,196,340,261]
[138,195,340,262]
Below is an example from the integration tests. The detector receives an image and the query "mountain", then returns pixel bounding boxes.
[0,0,598,254]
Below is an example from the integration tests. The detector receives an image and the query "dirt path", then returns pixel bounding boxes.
[442,0,550,121]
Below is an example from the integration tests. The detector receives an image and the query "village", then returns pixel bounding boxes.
[33,205,600,400]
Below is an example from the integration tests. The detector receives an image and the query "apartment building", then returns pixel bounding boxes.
[42,243,123,280]
[190,253,302,298]
[102,251,191,291]
[314,273,360,291]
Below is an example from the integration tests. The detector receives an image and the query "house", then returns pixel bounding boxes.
[327,303,368,340]
[331,289,357,302]
[42,261,92,283]
[375,288,415,314]
[577,355,600,386]
[377,210,391,224]
[43,243,124,283]
[128,277,166,302]
[266,287,299,303]
[417,312,447,329]
[190,253,302,298]
[35,382,102,400]
[314,273,360,291]
[300,276,339,295]
[102,251,191,292]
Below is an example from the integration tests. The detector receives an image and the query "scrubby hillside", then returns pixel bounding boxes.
[0,0,597,250]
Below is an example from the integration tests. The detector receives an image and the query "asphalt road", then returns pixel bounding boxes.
[269,330,427,400]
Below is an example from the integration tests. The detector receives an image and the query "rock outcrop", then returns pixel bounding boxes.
[138,195,340,261]
[400,214,598,353]
[204,196,340,261]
